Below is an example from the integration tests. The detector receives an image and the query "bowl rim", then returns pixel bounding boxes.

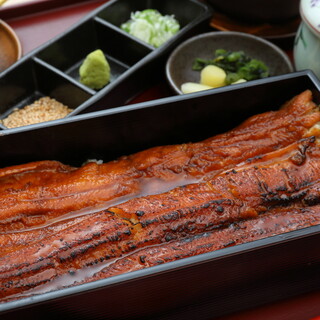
[166,31,294,95]
[0,19,22,69]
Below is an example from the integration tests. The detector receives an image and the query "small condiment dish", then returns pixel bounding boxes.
[166,31,294,95]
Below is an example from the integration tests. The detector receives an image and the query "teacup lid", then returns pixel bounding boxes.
[300,0,320,37]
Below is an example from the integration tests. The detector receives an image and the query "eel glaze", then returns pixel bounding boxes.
[0,91,320,302]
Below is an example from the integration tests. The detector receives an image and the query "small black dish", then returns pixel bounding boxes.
[0,0,212,129]
[207,0,300,23]
[210,11,301,41]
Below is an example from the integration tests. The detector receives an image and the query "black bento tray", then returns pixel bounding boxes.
[1,71,320,320]
[0,0,212,130]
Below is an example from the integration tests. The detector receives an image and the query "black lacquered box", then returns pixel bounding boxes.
[0,71,320,320]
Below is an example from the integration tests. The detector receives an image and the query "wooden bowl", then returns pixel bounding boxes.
[0,19,22,72]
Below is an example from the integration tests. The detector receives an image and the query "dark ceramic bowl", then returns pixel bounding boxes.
[207,0,300,23]
[166,31,294,95]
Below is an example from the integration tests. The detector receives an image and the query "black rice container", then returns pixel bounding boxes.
[0,71,320,320]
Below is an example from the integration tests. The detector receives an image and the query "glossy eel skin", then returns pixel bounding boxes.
[0,90,319,232]
[1,91,320,302]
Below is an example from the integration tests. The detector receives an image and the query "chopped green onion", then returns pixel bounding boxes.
[121,9,180,48]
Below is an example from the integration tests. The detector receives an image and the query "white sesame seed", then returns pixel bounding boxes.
[1,97,73,128]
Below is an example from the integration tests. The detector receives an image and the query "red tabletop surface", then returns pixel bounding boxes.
[2,1,320,319]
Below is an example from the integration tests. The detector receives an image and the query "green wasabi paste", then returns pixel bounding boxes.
[79,49,110,90]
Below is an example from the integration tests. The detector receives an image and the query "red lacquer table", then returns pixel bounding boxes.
[1,1,320,319]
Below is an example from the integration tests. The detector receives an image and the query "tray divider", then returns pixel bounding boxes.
[93,16,156,52]
[32,57,96,96]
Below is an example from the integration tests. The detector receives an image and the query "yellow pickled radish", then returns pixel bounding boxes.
[181,82,213,94]
[200,65,226,87]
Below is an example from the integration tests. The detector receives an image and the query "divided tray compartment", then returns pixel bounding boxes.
[0,58,92,128]
[97,0,210,32]
[0,0,212,129]
[0,71,320,320]
[36,18,152,91]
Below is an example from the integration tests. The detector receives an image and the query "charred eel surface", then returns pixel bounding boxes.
[1,135,320,301]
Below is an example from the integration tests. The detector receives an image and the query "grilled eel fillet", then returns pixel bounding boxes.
[1,136,320,301]
[0,90,319,232]
[7,206,320,303]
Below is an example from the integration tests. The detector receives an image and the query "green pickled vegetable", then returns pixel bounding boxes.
[121,9,180,48]
[193,49,269,85]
